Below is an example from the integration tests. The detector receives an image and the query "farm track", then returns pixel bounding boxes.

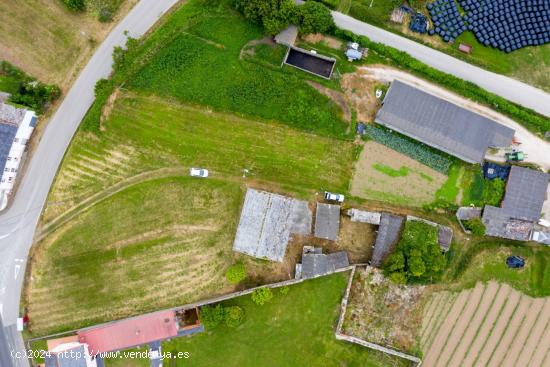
[422,289,472,366]
[38,167,186,240]
[516,299,550,367]
[500,298,546,367]
[446,281,500,367]
[487,296,534,366]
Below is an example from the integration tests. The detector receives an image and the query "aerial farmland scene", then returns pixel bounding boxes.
[0,0,549,366]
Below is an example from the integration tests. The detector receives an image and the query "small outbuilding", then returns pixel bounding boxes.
[371,214,405,267]
[274,25,299,47]
[295,246,349,279]
[314,203,341,241]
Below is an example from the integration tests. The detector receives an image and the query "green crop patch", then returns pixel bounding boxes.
[373,163,410,177]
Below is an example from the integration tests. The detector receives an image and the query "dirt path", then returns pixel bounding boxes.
[447,281,500,367]
[500,298,546,367]
[462,284,520,366]
[516,299,550,367]
[486,295,533,367]
[422,289,472,366]
[435,283,486,366]
[529,310,550,367]
[357,66,550,171]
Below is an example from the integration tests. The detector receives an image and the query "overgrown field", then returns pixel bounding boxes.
[161,273,408,366]
[89,0,350,138]
[0,0,133,87]
[344,0,550,92]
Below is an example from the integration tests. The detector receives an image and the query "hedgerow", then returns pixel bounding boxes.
[334,29,550,137]
[365,124,453,173]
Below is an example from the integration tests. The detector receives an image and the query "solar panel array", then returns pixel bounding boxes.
[427,0,550,52]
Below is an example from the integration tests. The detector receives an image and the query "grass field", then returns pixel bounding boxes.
[29,90,356,335]
[345,0,550,92]
[0,0,135,87]
[351,141,447,206]
[161,273,407,366]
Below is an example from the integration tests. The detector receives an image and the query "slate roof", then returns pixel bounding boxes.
[300,247,349,279]
[456,207,482,221]
[45,345,88,367]
[482,205,533,241]
[438,225,453,251]
[371,214,404,267]
[375,80,515,163]
[314,203,340,241]
[501,166,550,221]
[274,25,298,46]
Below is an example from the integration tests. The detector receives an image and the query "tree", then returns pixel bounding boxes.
[235,0,298,35]
[63,0,85,11]
[383,221,447,283]
[226,263,246,284]
[298,1,334,35]
[251,288,274,305]
[482,178,505,206]
[200,304,226,329]
[224,306,245,327]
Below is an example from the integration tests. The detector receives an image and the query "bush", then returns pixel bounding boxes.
[0,61,60,113]
[226,263,246,284]
[384,221,447,283]
[365,125,453,173]
[80,78,114,133]
[251,288,274,305]
[63,0,85,11]
[200,304,226,329]
[279,286,290,295]
[224,306,245,327]
[299,1,335,35]
[463,218,486,236]
[482,178,505,206]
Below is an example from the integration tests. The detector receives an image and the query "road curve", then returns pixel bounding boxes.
[0,1,179,366]
[333,11,550,118]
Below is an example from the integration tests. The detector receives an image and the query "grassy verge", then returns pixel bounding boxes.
[161,272,406,366]
[434,163,461,204]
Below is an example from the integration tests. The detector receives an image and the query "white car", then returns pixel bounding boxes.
[324,191,344,203]
[190,168,208,178]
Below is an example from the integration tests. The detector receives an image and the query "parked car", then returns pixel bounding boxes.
[506,256,525,269]
[324,191,344,203]
[190,168,208,178]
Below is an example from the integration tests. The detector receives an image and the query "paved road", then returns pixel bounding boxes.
[333,11,550,118]
[0,1,179,366]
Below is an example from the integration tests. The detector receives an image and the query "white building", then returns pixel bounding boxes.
[0,101,36,210]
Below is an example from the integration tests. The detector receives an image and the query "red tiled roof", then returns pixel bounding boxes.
[77,310,178,354]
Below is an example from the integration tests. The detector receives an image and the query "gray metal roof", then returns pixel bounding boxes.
[0,123,17,174]
[45,345,88,367]
[375,80,515,163]
[501,166,549,221]
[438,225,453,251]
[301,248,349,279]
[482,205,533,241]
[274,25,298,46]
[314,203,340,241]
[371,214,404,267]
[233,189,312,262]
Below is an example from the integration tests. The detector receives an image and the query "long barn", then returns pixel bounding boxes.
[375,80,515,164]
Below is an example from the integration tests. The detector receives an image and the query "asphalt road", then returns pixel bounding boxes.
[0,1,179,366]
[332,11,550,118]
